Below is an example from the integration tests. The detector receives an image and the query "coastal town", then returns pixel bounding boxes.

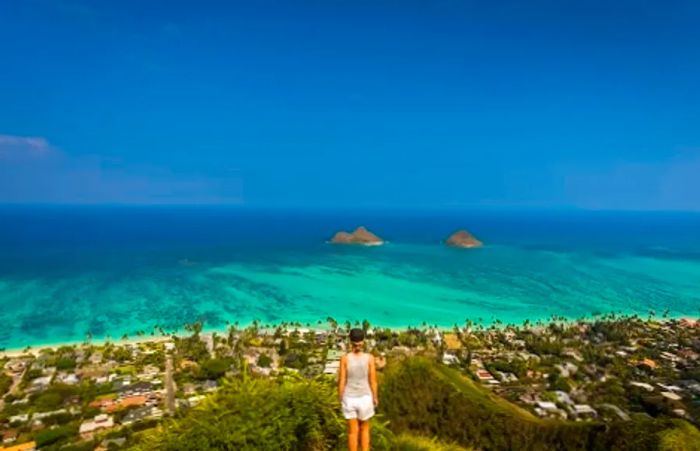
[1,314,699,450]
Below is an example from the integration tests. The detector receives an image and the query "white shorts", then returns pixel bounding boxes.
[342,394,375,421]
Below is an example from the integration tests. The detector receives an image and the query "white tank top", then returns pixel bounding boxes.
[344,352,371,397]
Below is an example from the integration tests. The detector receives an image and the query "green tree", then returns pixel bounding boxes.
[198,358,230,380]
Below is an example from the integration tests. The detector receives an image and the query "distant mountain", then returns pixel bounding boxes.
[445,230,483,248]
[330,226,384,246]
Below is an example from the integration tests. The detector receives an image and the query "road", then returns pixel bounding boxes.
[164,354,176,415]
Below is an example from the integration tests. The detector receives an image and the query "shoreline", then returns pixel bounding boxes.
[2,313,697,359]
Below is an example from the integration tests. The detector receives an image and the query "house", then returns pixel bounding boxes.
[28,375,52,391]
[32,409,67,420]
[657,383,682,393]
[202,380,218,392]
[442,353,459,365]
[534,402,567,419]
[89,352,103,365]
[573,404,597,418]
[639,358,657,370]
[323,360,340,375]
[2,429,18,444]
[535,401,560,415]
[598,403,631,421]
[555,362,578,378]
[105,395,147,413]
[554,391,573,406]
[673,409,687,418]
[187,395,205,407]
[112,377,133,391]
[79,414,114,439]
[661,391,682,401]
[8,414,29,424]
[137,365,161,380]
[660,352,681,363]
[56,373,79,385]
[476,369,499,384]
[498,371,518,382]
[562,350,584,362]
[121,406,163,425]
[630,381,655,392]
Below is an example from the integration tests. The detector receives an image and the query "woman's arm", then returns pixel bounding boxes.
[338,355,347,402]
[368,355,378,406]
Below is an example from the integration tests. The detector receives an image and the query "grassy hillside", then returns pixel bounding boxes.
[128,357,699,450]
[127,372,461,451]
[380,357,700,451]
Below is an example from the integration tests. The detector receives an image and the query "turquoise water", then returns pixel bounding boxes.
[1,207,699,349]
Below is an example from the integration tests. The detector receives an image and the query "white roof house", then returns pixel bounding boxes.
[79,414,114,436]
[630,382,654,392]
[661,391,682,401]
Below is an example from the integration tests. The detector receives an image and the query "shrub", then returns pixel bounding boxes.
[198,358,230,380]
[0,372,12,396]
[257,353,273,368]
[132,375,346,450]
[35,424,78,447]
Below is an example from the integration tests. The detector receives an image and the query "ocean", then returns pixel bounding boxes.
[1,206,699,349]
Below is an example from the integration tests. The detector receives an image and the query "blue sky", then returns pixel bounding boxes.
[1,0,699,209]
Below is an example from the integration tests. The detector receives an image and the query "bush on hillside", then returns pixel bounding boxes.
[379,357,700,451]
[132,375,368,450]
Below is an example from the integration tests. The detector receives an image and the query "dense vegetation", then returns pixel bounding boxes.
[129,369,467,450]
[131,374,393,450]
[129,357,699,450]
[381,357,700,451]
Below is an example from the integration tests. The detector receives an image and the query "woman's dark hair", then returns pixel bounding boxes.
[349,328,365,343]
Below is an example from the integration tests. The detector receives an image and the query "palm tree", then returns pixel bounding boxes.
[362,319,370,333]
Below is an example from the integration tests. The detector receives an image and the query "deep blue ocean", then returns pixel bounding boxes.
[1,206,699,349]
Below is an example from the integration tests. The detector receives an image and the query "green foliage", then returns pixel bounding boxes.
[198,358,230,380]
[392,434,469,451]
[0,372,12,396]
[34,424,78,447]
[31,383,79,411]
[124,356,700,451]
[524,335,563,356]
[25,368,44,380]
[257,353,273,368]
[44,441,96,451]
[132,375,346,450]
[283,352,308,369]
[658,420,700,451]
[548,374,572,393]
[55,356,77,370]
[174,334,209,362]
[34,391,63,410]
[380,357,700,451]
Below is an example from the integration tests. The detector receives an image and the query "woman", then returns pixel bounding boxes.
[338,328,378,451]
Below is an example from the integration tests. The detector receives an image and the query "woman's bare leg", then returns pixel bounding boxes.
[359,420,370,451]
[347,419,359,451]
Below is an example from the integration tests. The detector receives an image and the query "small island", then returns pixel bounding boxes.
[445,229,483,248]
[330,226,384,246]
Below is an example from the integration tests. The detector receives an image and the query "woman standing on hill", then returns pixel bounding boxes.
[338,328,378,451]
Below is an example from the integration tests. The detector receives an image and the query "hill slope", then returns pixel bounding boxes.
[380,357,700,451]
[128,357,699,450]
